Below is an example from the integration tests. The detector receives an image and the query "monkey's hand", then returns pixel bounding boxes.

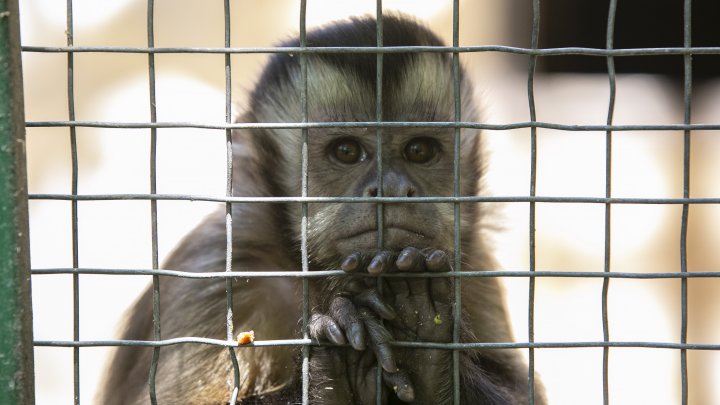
[308,258,417,403]
[341,247,455,404]
[389,247,455,404]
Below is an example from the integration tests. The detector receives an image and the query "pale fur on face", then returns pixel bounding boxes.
[252,52,476,187]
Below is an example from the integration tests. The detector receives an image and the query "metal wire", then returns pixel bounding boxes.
[21,44,720,56]
[145,2,162,404]
[64,0,80,403]
[451,1,462,403]
[298,2,310,404]
[25,193,720,205]
[602,1,617,404]
[223,1,241,403]
[33,337,720,351]
[24,119,720,132]
[29,268,720,280]
[680,1,693,404]
[526,1,540,403]
[374,3,385,404]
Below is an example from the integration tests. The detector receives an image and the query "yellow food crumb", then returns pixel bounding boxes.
[433,314,442,325]
[236,330,255,345]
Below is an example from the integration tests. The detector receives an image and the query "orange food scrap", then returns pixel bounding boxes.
[236,330,255,345]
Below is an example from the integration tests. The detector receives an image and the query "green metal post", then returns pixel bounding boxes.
[0,0,35,403]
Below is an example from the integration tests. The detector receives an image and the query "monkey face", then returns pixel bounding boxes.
[246,34,481,267]
[249,55,481,265]
[299,126,479,265]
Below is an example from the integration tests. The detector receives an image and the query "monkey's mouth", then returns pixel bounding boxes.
[348,226,426,238]
[338,226,430,250]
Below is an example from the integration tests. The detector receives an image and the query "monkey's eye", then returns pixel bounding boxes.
[329,138,366,164]
[403,137,439,164]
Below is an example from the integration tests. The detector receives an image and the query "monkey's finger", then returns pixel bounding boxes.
[426,250,453,300]
[367,251,396,275]
[425,250,452,273]
[308,314,346,345]
[395,247,426,272]
[398,248,437,296]
[354,289,396,320]
[344,279,367,294]
[430,277,453,301]
[330,296,365,350]
[383,369,415,403]
[361,308,398,372]
[425,249,451,272]
[406,275,430,298]
[370,336,397,373]
[341,252,365,273]
[385,275,409,299]
[373,250,410,298]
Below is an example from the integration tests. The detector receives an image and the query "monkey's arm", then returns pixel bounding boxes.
[97,208,302,405]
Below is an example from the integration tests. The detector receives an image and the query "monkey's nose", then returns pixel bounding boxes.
[364,172,416,197]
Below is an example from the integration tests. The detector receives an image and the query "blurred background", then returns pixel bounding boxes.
[19,0,720,404]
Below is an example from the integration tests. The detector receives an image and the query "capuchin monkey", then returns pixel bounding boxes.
[98,14,545,405]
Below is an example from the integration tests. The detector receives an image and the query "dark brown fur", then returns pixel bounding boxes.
[98,15,544,405]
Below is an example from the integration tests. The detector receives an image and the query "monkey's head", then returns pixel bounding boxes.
[240,14,482,267]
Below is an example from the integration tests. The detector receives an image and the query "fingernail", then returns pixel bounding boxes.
[398,385,415,402]
[368,256,384,274]
[328,324,346,345]
[349,324,365,350]
[396,251,412,270]
[380,304,397,320]
[427,250,447,269]
[341,254,359,272]
[383,357,398,373]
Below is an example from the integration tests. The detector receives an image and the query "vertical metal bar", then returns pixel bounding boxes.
[526,1,540,403]
[602,1,617,404]
[224,1,241,403]
[451,1,462,404]
[299,2,310,404]
[680,0,692,403]
[374,3,384,249]
[0,0,35,403]
[146,1,161,404]
[65,1,80,403]
[374,3,384,404]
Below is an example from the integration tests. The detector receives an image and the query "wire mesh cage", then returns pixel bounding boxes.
[5,0,720,404]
